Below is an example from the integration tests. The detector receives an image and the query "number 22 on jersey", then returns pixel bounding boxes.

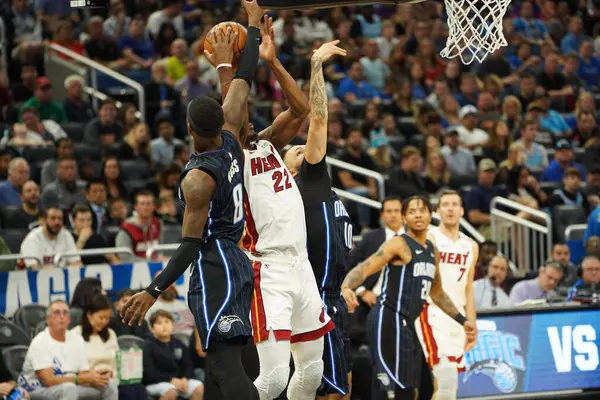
[272,169,292,193]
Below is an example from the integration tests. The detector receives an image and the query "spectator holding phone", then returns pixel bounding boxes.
[71,294,148,399]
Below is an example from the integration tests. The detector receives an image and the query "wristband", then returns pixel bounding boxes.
[355,286,366,296]
[454,313,467,326]
[74,374,79,385]
[217,63,232,70]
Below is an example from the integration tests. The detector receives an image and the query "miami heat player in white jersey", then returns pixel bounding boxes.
[415,191,478,400]
[242,139,333,343]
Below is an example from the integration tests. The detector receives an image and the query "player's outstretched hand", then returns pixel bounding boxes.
[312,40,347,65]
[121,290,156,326]
[342,287,360,313]
[241,0,265,26]
[463,320,478,351]
[204,26,238,68]
[259,15,276,63]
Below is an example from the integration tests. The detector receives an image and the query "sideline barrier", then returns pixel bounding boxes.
[53,247,134,266]
[0,262,190,317]
[458,304,600,398]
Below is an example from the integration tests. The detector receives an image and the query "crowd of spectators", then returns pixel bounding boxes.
[0,0,598,246]
[1,0,600,398]
[0,277,206,399]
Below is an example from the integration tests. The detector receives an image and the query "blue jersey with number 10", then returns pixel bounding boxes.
[179,130,245,244]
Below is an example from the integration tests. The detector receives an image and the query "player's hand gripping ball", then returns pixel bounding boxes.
[204,22,247,70]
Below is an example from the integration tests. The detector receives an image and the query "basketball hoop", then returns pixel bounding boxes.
[258,0,510,64]
[440,0,511,64]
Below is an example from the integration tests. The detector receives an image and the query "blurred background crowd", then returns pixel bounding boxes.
[1,0,600,399]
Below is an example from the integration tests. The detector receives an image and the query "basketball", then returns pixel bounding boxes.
[204,22,247,69]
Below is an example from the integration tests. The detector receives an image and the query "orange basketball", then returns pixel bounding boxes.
[204,22,247,69]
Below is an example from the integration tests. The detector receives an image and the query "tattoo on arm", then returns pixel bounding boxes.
[342,263,367,289]
[430,267,461,318]
[310,59,327,120]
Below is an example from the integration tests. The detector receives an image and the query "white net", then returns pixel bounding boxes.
[441,0,512,65]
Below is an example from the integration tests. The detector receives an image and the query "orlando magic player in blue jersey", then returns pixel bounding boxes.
[341,196,477,400]
[282,41,351,400]
[121,3,266,399]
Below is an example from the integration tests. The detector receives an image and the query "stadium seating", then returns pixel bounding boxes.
[22,147,57,164]
[13,304,47,338]
[61,123,86,143]
[0,206,19,229]
[553,205,588,243]
[2,345,29,380]
[0,321,30,348]
[2,230,29,254]
[120,160,152,181]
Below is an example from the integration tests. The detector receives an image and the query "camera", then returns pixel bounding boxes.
[70,0,109,8]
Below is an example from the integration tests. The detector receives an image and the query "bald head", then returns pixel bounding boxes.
[581,256,600,284]
[171,38,188,58]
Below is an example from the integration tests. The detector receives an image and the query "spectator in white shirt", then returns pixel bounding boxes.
[456,105,489,155]
[147,0,184,39]
[20,206,81,269]
[473,255,512,309]
[19,300,118,400]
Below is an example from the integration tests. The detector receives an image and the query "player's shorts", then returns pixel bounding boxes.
[415,303,466,371]
[318,293,352,396]
[368,303,424,391]
[250,254,334,343]
[188,240,254,351]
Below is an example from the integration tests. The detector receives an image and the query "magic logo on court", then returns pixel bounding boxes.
[463,319,526,393]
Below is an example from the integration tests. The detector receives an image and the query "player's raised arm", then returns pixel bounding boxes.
[221,0,264,139]
[300,41,346,164]
[256,18,310,150]
[121,169,216,326]
[430,244,477,341]
[341,236,408,312]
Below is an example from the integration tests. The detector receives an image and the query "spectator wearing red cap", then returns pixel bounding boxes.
[19,77,67,124]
